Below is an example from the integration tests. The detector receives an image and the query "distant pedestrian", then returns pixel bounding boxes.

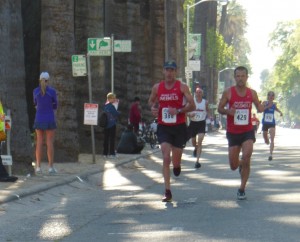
[262,91,283,161]
[33,72,58,174]
[251,113,260,133]
[148,60,195,202]
[129,97,141,134]
[187,88,209,168]
[218,66,265,200]
[103,92,120,158]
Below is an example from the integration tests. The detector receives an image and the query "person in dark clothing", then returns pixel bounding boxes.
[103,92,120,157]
[0,156,18,182]
[117,124,145,154]
[129,97,141,134]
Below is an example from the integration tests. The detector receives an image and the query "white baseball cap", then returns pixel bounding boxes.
[40,72,50,80]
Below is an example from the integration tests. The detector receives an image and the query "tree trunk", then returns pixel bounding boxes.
[165,0,185,79]
[74,0,105,153]
[0,0,33,169]
[40,0,79,162]
[193,1,218,105]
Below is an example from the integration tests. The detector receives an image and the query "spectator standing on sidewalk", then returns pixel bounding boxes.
[187,87,209,168]
[218,66,264,200]
[0,104,18,182]
[33,72,58,174]
[129,97,141,134]
[261,91,283,161]
[103,92,120,158]
[148,60,195,202]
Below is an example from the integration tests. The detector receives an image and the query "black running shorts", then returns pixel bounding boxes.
[157,123,187,148]
[262,123,275,132]
[187,120,206,140]
[226,130,256,147]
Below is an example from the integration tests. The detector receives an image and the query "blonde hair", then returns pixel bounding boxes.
[40,79,47,96]
[107,92,116,100]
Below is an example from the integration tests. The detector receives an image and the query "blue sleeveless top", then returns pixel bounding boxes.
[262,103,276,125]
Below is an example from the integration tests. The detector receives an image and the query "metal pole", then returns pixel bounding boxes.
[111,34,114,93]
[6,109,11,176]
[87,54,96,163]
[186,5,190,89]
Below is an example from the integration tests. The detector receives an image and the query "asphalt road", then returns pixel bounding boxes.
[0,127,299,242]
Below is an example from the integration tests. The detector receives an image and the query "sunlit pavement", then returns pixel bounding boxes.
[0,127,299,241]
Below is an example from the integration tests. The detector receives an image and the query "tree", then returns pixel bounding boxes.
[265,20,300,122]
[0,0,33,169]
[219,0,251,71]
[40,0,79,162]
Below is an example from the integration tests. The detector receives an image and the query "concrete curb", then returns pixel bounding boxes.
[0,149,160,204]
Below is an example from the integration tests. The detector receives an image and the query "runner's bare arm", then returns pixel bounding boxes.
[275,105,283,116]
[206,100,210,116]
[148,83,159,117]
[218,89,231,115]
[252,89,265,113]
[180,83,196,113]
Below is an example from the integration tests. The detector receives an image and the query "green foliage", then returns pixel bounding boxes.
[262,20,300,122]
[205,28,235,70]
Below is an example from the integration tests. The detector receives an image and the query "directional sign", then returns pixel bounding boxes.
[72,55,87,76]
[87,38,111,56]
[114,40,132,52]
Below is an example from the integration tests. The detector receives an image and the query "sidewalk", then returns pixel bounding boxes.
[0,146,159,204]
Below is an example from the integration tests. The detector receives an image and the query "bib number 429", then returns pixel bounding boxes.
[234,109,249,125]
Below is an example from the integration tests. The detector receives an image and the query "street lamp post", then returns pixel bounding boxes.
[186,0,228,90]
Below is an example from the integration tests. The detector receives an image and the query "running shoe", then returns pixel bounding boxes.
[237,189,246,200]
[193,148,197,157]
[162,189,172,202]
[268,156,272,161]
[35,167,42,174]
[48,167,57,174]
[195,162,201,169]
[173,166,181,176]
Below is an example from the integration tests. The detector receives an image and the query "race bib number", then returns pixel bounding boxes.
[162,107,176,123]
[264,113,274,123]
[192,111,206,121]
[234,109,249,125]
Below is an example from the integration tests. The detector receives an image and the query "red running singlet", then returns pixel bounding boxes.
[157,80,186,126]
[227,86,253,134]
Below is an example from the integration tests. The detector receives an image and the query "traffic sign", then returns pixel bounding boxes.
[188,60,201,71]
[114,40,132,52]
[72,55,87,76]
[84,103,99,125]
[87,38,111,56]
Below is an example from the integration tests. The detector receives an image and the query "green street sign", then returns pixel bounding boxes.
[114,40,132,52]
[72,55,87,77]
[87,38,111,56]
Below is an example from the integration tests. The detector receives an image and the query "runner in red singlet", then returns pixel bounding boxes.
[218,66,265,200]
[148,60,195,202]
